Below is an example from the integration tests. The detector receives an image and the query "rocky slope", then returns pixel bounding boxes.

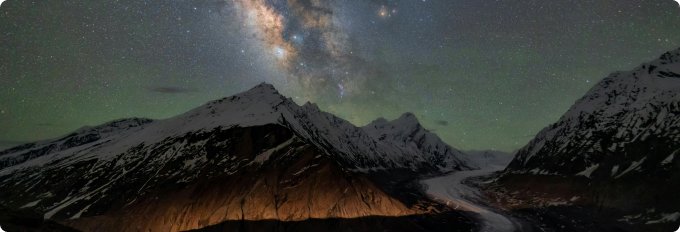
[0,84,476,231]
[498,47,680,231]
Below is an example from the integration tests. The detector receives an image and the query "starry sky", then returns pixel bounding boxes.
[1,0,680,151]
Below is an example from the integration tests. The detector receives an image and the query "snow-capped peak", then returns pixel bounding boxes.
[364,112,423,139]
[559,48,680,120]
[393,112,421,127]
[363,113,476,171]
[368,117,389,126]
[205,82,289,111]
[237,82,284,99]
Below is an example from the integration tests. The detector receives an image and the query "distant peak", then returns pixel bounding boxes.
[395,112,421,125]
[370,117,388,125]
[659,47,680,63]
[399,112,416,119]
[302,101,321,111]
[364,113,421,129]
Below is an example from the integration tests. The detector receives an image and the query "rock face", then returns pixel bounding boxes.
[60,126,416,231]
[499,48,680,231]
[0,84,475,231]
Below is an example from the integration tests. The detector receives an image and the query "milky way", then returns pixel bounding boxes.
[233,0,363,100]
[1,0,680,151]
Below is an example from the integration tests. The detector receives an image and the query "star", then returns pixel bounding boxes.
[273,46,286,59]
[378,6,392,19]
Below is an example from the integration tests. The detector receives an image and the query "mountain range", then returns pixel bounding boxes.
[0,83,479,231]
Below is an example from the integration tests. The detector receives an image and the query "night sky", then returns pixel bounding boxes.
[1,0,679,151]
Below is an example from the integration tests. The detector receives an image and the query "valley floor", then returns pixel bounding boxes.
[421,166,675,232]
[422,165,522,232]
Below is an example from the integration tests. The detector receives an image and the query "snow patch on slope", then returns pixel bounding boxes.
[576,164,599,178]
